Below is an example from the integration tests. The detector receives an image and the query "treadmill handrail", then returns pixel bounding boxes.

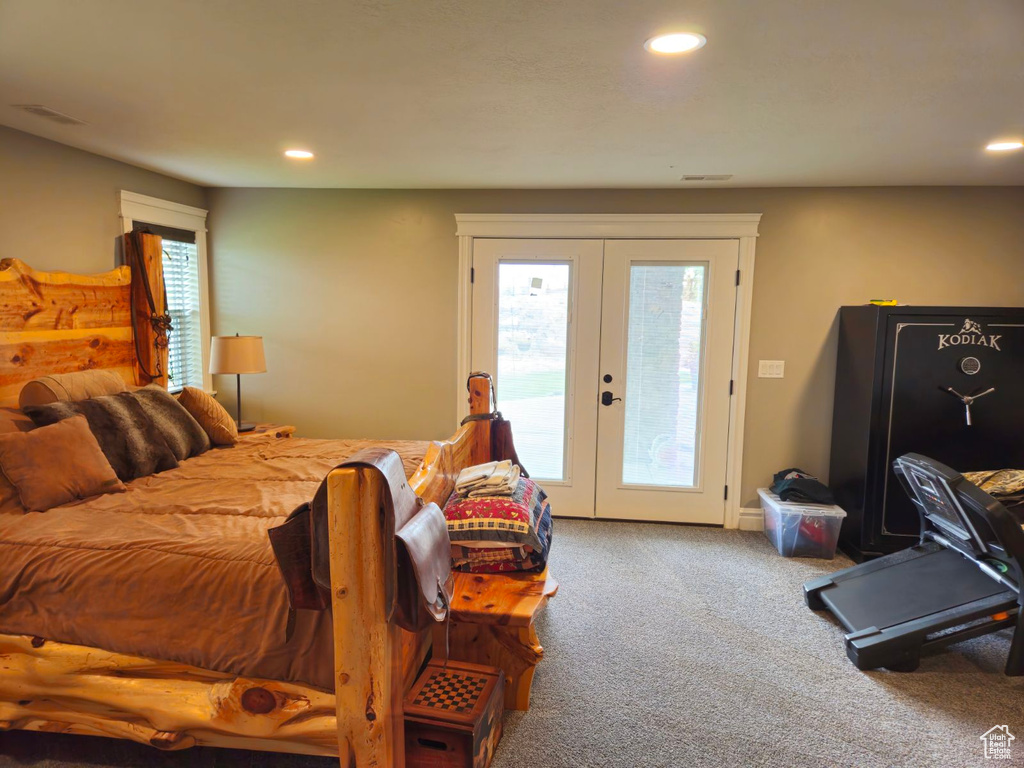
[927,530,1020,592]
[895,453,1024,608]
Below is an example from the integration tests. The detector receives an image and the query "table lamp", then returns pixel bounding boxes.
[209,334,266,432]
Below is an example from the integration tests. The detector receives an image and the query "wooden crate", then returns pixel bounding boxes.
[404,660,505,768]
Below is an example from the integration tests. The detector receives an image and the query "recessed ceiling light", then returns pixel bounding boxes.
[644,33,707,55]
[986,140,1023,152]
[284,149,314,159]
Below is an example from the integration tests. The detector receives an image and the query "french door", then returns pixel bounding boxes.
[471,238,739,523]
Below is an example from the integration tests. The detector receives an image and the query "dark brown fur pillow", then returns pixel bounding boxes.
[132,386,211,461]
[24,392,178,481]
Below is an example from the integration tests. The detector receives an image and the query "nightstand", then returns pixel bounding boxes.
[238,423,296,440]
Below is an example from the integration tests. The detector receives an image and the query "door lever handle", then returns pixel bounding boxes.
[601,391,622,406]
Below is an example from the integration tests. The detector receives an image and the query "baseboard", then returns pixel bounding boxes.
[737,507,764,531]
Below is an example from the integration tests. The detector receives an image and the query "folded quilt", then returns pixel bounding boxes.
[451,503,553,573]
[444,476,547,552]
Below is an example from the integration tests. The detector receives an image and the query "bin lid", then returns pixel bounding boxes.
[758,487,847,518]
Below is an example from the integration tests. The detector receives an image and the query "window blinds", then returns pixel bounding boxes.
[161,239,204,391]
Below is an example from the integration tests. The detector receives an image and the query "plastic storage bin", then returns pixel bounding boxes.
[758,488,847,559]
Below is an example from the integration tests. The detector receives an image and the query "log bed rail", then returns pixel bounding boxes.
[0,257,497,767]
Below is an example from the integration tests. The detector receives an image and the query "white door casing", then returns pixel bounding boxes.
[456,214,761,528]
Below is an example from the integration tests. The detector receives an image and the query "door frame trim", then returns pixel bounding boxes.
[454,213,762,529]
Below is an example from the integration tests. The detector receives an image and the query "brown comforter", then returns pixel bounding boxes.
[0,437,429,691]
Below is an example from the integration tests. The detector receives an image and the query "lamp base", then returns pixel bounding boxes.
[238,422,258,433]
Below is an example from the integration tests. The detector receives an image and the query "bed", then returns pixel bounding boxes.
[0,256,498,766]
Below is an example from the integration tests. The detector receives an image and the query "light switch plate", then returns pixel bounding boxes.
[758,360,785,378]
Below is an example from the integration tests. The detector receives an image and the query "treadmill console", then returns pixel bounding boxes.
[893,454,1024,571]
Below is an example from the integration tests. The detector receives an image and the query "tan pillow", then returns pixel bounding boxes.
[177,387,238,446]
[0,408,32,514]
[19,370,128,409]
[0,474,25,515]
[0,415,126,512]
[0,407,34,435]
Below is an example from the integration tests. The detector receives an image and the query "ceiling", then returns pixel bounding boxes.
[1,0,1022,188]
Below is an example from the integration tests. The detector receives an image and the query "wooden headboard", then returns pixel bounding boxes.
[0,258,137,408]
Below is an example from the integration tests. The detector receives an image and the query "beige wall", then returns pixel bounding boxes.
[207,187,1024,506]
[0,126,207,274]
[5,126,1020,507]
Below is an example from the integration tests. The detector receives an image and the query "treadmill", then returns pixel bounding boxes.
[804,454,1024,674]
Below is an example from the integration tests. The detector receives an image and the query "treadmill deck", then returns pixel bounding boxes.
[819,547,1006,632]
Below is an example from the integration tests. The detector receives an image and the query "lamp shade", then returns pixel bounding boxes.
[209,335,266,375]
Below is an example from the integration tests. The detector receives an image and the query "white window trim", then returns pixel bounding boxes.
[118,190,212,392]
[453,213,761,529]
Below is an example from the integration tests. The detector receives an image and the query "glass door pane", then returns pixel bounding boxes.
[497,262,571,480]
[622,263,707,487]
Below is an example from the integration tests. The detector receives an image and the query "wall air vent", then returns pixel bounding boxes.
[11,104,88,126]
[681,174,733,181]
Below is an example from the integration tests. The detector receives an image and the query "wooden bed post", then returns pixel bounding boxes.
[327,466,401,768]
[467,375,492,465]
[326,375,495,767]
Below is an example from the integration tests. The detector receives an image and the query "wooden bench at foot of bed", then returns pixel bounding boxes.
[433,569,559,711]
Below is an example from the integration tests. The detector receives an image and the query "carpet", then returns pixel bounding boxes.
[2,519,1023,767]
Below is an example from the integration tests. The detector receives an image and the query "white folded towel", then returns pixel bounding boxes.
[456,460,521,498]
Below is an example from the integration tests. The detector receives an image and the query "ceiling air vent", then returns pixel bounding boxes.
[11,104,88,126]
[681,174,733,181]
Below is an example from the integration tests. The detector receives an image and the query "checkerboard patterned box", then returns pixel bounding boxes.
[405,660,505,768]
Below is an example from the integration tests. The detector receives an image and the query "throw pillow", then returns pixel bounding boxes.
[177,386,238,446]
[0,415,126,511]
[0,473,25,515]
[24,392,178,481]
[132,385,211,460]
[19,369,128,409]
[0,408,33,514]
[0,407,35,434]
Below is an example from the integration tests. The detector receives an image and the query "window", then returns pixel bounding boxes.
[119,191,211,391]
[160,235,204,390]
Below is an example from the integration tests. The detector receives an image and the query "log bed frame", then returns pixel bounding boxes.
[0,258,497,766]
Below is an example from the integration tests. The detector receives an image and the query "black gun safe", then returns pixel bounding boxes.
[830,306,1024,562]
